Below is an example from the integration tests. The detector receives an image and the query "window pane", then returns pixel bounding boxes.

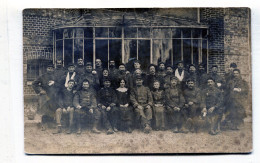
[74,39,83,62]
[202,40,207,71]
[172,28,181,38]
[124,40,137,71]
[109,27,122,38]
[109,40,122,66]
[84,27,93,38]
[138,28,150,38]
[202,29,208,38]
[138,40,150,72]
[95,27,108,38]
[193,39,199,66]
[64,39,73,66]
[56,40,63,60]
[182,28,191,38]
[183,39,192,67]
[56,29,63,40]
[192,29,201,38]
[172,39,181,66]
[63,29,73,39]
[75,28,84,38]
[84,39,93,64]
[96,40,108,68]
[124,27,137,38]
[153,28,171,39]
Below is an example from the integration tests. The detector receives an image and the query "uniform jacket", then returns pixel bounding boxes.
[165,86,185,108]
[58,88,75,108]
[130,85,153,108]
[73,88,97,108]
[77,72,100,91]
[97,87,117,107]
[183,87,201,105]
[151,90,165,105]
[201,86,222,110]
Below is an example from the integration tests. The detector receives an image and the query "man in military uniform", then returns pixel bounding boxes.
[157,62,166,79]
[32,64,59,130]
[183,79,201,132]
[53,79,75,134]
[197,63,208,90]
[225,69,248,130]
[184,64,199,88]
[209,65,225,90]
[108,60,118,84]
[77,62,100,91]
[130,68,146,89]
[63,63,80,89]
[115,63,132,89]
[95,58,103,84]
[53,59,66,91]
[130,76,153,133]
[145,64,159,90]
[164,76,186,133]
[174,61,187,90]
[163,65,174,89]
[75,58,85,76]
[201,77,223,135]
[224,62,237,84]
[73,79,101,134]
[97,79,118,134]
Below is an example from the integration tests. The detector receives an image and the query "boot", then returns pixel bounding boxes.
[66,126,72,134]
[172,126,179,133]
[53,125,62,134]
[91,121,101,134]
[107,128,114,135]
[144,124,152,134]
[76,121,81,135]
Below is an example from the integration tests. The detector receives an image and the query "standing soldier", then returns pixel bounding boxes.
[95,58,103,84]
[53,59,66,91]
[151,80,165,130]
[115,63,132,89]
[197,63,208,90]
[183,79,201,132]
[201,77,223,135]
[145,64,159,90]
[77,62,100,91]
[157,62,166,78]
[63,63,80,89]
[184,64,199,87]
[109,60,118,87]
[130,68,146,89]
[209,65,225,90]
[97,79,118,134]
[165,76,186,133]
[53,80,75,134]
[73,79,101,134]
[130,76,153,133]
[224,62,237,84]
[225,69,248,130]
[174,61,187,90]
[163,65,174,89]
[32,64,59,130]
[75,58,85,76]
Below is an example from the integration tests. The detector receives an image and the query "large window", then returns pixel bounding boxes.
[53,26,208,71]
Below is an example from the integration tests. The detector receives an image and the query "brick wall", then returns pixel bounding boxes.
[201,8,225,75]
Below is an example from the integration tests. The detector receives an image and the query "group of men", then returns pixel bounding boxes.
[32,58,248,135]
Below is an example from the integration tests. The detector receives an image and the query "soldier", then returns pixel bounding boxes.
[201,77,223,135]
[224,62,237,84]
[53,59,66,90]
[151,80,165,130]
[209,65,225,90]
[53,79,75,134]
[109,60,118,87]
[73,79,101,134]
[64,63,80,89]
[164,76,186,133]
[75,58,85,76]
[184,64,199,88]
[225,69,248,130]
[97,79,118,134]
[133,60,142,73]
[157,62,166,78]
[32,64,59,130]
[145,64,159,90]
[115,63,132,89]
[95,58,103,83]
[130,76,153,133]
[183,79,201,132]
[163,65,174,89]
[174,61,187,90]
[197,63,208,90]
[77,62,100,91]
[130,68,146,89]
[115,79,134,133]
[99,69,110,88]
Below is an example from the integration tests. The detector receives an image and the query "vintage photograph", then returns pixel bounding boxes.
[23,8,252,154]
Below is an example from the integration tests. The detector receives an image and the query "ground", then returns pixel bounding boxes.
[24,117,252,154]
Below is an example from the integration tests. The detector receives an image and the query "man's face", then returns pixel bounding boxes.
[159,64,165,71]
[82,82,90,90]
[119,65,125,72]
[207,80,215,87]
[136,79,143,86]
[149,66,156,74]
[96,59,102,67]
[229,67,235,72]
[166,67,173,74]
[47,67,54,73]
[187,81,195,89]
[171,79,178,86]
[68,81,75,89]
[110,61,115,68]
[189,66,196,73]
[56,60,62,68]
[68,66,75,73]
[212,67,218,74]
[103,70,109,77]
[134,62,141,69]
[77,59,84,66]
[199,65,205,71]
[153,82,160,89]
[104,81,111,88]
[86,65,92,73]
[178,63,183,69]
[233,71,240,78]
[135,69,142,76]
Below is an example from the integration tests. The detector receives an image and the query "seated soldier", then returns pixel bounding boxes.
[201,77,223,135]
[165,76,186,133]
[183,79,201,133]
[97,79,117,134]
[53,79,75,134]
[151,80,166,130]
[115,79,134,133]
[73,79,101,134]
[130,76,153,133]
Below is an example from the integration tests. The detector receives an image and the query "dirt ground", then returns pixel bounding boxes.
[24,121,252,154]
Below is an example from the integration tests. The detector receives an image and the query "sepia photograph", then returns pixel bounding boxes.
[23,8,252,154]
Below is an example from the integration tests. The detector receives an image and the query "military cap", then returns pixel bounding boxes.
[158,62,165,66]
[118,63,125,67]
[68,79,76,83]
[166,64,173,68]
[211,65,218,69]
[186,78,195,83]
[103,77,111,82]
[188,64,196,69]
[233,68,240,73]
[134,60,141,64]
[176,60,184,65]
[207,76,215,82]
[82,79,90,84]
[67,63,75,67]
[135,76,143,80]
[86,62,92,66]
[230,62,237,68]
[47,64,54,68]
[148,64,156,69]
[170,76,178,81]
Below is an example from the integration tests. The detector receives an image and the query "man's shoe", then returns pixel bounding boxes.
[107,128,114,135]
[91,128,101,134]
[144,124,152,134]
[53,126,62,134]
[113,127,118,132]
[76,128,81,135]
[172,127,179,133]
[66,128,72,134]
[127,128,133,133]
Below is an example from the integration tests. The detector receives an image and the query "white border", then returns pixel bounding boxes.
[0,0,259,163]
